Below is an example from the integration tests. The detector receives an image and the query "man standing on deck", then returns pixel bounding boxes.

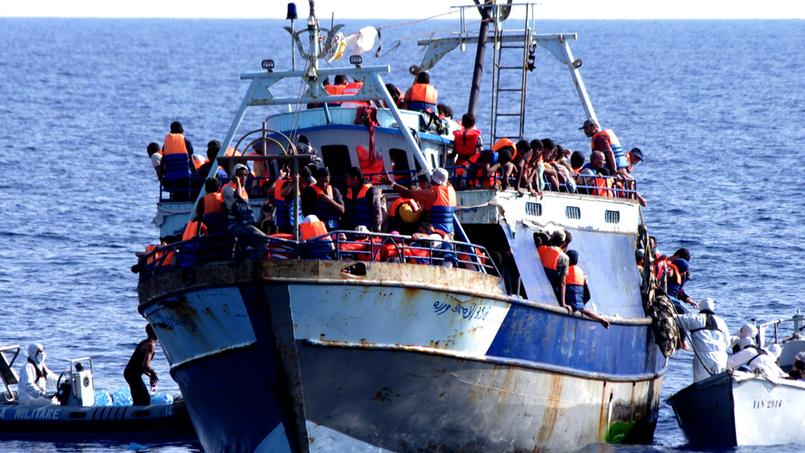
[124,324,159,406]
[580,119,627,176]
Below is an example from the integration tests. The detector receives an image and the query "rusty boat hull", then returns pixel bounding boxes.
[139,259,664,452]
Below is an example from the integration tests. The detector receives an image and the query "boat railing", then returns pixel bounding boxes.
[138,230,498,276]
[758,311,805,345]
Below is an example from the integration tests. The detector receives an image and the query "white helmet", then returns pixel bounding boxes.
[699,297,716,312]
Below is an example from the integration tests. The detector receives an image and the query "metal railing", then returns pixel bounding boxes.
[138,230,497,276]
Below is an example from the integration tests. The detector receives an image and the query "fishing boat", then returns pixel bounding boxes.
[0,346,194,441]
[668,311,805,448]
[137,2,673,451]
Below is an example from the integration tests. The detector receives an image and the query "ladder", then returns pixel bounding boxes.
[489,2,535,145]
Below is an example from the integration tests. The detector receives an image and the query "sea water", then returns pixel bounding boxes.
[0,17,803,452]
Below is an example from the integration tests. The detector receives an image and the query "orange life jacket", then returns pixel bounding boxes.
[453,127,481,157]
[389,197,421,217]
[202,192,224,214]
[593,175,614,197]
[540,246,563,271]
[222,181,249,202]
[191,154,207,171]
[565,265,586,286]
[492,137,516,156]
[325,84,346,95]
[310,184,333,199]
[145,244,173,267]
[357,145,385,184]
[162,133,188,156]
[407,83,438,105]
[182,220,207,241]
[341,81,369,108]
[300,220,329,241]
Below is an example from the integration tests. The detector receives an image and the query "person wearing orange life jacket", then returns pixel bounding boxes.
[342,167,383,232]
[539,229,572,311]
[161,121,196,199]
[301,167,344,230]
[565,250,611,328]
[388,196,423,235]
[403,71,438,112]
[451,113,483,184]
[387,167,457,236]
[580,119,628,175]
[324,74,348,107]
[268,169,294,234]
[223,164,268,255]
[195,178,226,235]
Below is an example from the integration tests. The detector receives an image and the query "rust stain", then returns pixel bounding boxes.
[597,381,608,439]
[536,374,563,445]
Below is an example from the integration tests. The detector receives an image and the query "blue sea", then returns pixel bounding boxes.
[0,16,803,452]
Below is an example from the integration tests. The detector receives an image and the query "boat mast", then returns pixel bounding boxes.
[467,0,493,117]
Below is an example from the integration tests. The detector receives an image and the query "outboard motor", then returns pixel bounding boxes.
[58,357,95,406]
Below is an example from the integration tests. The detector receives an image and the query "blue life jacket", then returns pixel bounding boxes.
[343,184,373,230]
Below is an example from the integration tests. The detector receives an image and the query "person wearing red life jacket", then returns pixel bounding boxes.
[356,145,386,185]
[565,250,611,328]
[404,71,438,112]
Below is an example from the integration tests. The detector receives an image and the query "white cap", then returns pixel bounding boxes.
[738,322,758,339]
[430,168,448,185]
[303,214,320,224]
[699,297,716,312]
[231,163,249,179]
[354,225,370,233]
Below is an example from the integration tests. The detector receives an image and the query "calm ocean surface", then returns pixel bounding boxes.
[0,16,803,452]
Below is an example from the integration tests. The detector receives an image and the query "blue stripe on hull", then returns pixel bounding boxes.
[486,304,665,376]
[171,345,287,452]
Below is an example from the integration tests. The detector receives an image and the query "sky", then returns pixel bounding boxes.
[0,0,803,20]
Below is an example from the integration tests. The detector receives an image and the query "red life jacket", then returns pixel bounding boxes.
[341,81,369,108]
[452,127,481,157]
[406,83,438,110]
[565,265,586,286]
[162,133,188,156]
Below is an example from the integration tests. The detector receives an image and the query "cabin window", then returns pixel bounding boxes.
[605,210,620,224]
[320,144,351,191]
[389,148,412,185]
[565,206,581,219]
[525,202,542,217]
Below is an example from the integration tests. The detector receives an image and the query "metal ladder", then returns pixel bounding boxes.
[489,2,535,145]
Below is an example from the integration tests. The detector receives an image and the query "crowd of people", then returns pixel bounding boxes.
[447,113,647,205]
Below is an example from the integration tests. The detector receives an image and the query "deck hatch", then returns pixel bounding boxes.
[605,210,621,224]
[565,206,581,219]
[525,202,542,217]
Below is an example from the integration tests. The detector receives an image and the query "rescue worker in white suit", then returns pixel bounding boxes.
[676,298,731,383]
[728,337,787,379]
[17,343,59,405]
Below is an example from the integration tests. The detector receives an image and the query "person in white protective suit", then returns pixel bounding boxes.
[730,322,758,353]
[17,343,59,405]
[676,298,731,383]
[728,337,787,379]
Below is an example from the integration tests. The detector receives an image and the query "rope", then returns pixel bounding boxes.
[378,10,459,31]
